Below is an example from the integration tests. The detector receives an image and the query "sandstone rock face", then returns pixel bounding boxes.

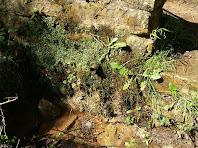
[63,0,164,35]
[126,35,154,56]
[158,50,198,94]
[0,0,165,57]
[0,0,164,35]
[97,123,138,147]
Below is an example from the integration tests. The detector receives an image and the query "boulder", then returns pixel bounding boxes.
[126,35,155,57]
[63,0,164,35]
[38,98,61,121]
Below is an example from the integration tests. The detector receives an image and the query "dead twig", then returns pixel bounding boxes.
[0,94,18,144]
[1,94,18,106]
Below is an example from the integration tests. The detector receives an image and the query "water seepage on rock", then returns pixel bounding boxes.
[38,98,61,121]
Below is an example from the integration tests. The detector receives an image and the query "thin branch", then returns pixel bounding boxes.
[0,106,6,135]
[0,94,18,136]
[0,95,18,106]
[16,139,20,148]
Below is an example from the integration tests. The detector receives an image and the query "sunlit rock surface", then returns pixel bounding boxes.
[0,0,165,35]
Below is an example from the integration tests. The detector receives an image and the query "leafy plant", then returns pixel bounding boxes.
[26,17,127,73]
[111,48,173,92]
[125,108,142,125]
[0,135,17,146]
[169,82,179,99]
[125,116,135,125]
[177,122,195,133]
[160,116,170,126]
[168,83,198,128]
[150,28,170,40]
[49,132,64,148]
[0,56,13,63]
[110,62,131,75]
[98,37,127,63]
[151,112,170,127]
[125,136,138,148]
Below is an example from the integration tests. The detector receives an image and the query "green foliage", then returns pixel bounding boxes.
[26,17,107,71]
[111,42,127,48]
[0,22,24,97]
[126,110,133,114]
[0,135,17,146]
[168,83,198,129]
[143,68,162,80]
[169,82,179,99]
[111,48,173,91]
[32,8,39,13]
[123,78,133,90]
[152,113,170,127]
[137,128,151,146]
[125,116,135,125]
[125,108,142,125]
[110,62,131,75]
[49,132,64,148]
[159,117,170,126]
[150,28,170,40]
[98,37,127,63]
[178,122,195,133]
[0,56,13,63]
[125,137,138,148]
[53,132,64,141]
[141,49,173,80]
[0,23,16,47]
[140,81,147,91]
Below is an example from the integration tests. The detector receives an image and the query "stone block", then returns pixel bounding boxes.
[67,0,164,35]
[126,35,154,56]
[0,0,165,35]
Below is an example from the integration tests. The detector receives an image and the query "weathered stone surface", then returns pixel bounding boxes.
[0,0,164,35]
[156,50,198,94]
[125,0,165,11]
[65,0,162,34]
[97,123,138,147]
[0,0,63,29]
[38,98,61,121]
[126,35,154,56]
[67,0,164,12]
